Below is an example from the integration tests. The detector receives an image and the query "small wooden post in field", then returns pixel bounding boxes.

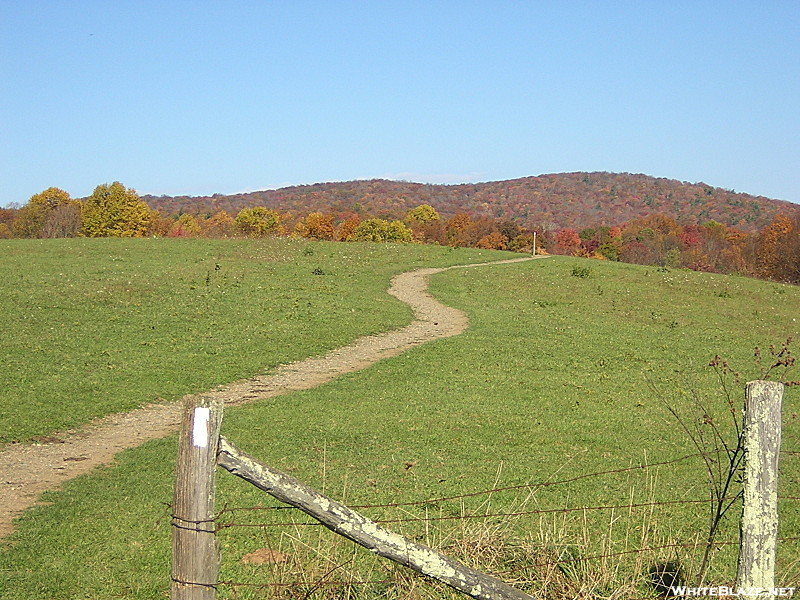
[171,397,224,600]
[736,381,784,593]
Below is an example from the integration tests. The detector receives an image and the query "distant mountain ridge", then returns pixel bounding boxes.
[142,172,799,232]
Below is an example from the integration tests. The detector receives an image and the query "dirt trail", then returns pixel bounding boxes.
[0,255,539,540]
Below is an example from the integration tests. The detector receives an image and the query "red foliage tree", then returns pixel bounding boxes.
[554,228,582,255]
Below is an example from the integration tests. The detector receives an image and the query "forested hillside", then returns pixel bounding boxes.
[4,173,799,285]
[143,172,798,233]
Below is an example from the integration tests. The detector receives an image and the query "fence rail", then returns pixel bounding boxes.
[170,381,791,599]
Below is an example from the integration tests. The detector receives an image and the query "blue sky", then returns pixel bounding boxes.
[2,1,798,206]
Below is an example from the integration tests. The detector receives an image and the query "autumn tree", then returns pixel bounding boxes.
[777,215,800,284]
[295,212,335,240]
[405,204,440,225]
[509,233,536,253]
[554,228,582,255]
[475,231,508,250]
[81,182,151,237]
[756,214,797,282]
[620,239,658,265]
[350,218,413,243]
[596,226,623,261]
[445,213,472,247]
[168,213,201,237]
[0,208,13,238]
[147,210,174,237]
[202,210,236,238]
[13,187,78,238]
[336,215,361,241]
[404,204,443,243]
[498,220,522,241]
[639,213,680,236]
[235,206,281,237]
[42,204,82,238]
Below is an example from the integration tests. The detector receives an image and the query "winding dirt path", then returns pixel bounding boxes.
[0,255,539,540]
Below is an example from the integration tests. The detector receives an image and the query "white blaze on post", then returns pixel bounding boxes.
[192,407,211,448]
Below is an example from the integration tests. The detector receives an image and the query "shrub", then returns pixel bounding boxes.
[571,265,592,278]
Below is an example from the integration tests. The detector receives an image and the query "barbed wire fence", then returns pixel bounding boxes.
[170,383,795,600]
[204,456,798,598]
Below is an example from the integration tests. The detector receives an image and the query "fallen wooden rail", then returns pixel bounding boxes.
[217,436,535,600]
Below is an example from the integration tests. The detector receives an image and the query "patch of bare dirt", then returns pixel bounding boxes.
[0,256,538,541]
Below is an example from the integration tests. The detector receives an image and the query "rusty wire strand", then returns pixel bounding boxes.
[183,536,800,592]
[215,453,702,518]
[215,497,723,530]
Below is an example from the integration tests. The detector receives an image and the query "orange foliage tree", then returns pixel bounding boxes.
[445,213,472,247]
[202,211,236,238]
[756,214,797,282]
[475,231,509,250]
[554,228,582,255]
[295,212,335,240]
[336,215,361,241]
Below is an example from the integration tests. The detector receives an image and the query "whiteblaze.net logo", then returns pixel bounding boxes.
[670,586,796,597]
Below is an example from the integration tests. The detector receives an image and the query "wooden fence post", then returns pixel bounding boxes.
[736,380,783,593]
[171,397,224,600]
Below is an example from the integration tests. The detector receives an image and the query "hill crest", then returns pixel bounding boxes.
[143,171,799,232]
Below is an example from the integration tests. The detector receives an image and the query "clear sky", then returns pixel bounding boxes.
[2,1,798,206]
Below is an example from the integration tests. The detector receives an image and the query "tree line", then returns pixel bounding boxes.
[2,182,798,285]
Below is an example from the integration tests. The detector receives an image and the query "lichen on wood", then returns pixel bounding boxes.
[216,436,534,600]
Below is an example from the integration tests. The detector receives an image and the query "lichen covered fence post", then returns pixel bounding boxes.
[736,381,784,593]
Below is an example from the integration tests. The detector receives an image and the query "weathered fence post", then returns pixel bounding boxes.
[736,380,783,593]
[171,397,224,600]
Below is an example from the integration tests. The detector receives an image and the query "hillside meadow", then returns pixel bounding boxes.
[0,238,510,442]
[0,238,798,599]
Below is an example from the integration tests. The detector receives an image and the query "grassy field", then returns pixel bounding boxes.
[0,238,510,442]
[0,240,798,599]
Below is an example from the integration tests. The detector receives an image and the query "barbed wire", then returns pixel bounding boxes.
[217,577,399,590]
[173,451,799,596]
[184,536,800,594]
[215,452,703,518]
[213,493,796,531]
[502,535,800,577]
[215,497,719,530]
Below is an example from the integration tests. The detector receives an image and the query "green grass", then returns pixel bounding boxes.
[0,238,511,442]
[1,249,798,599]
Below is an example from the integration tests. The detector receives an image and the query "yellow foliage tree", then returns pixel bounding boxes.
[168,214,201,237]
[13,187,78,238]
[350,218,413,243]
[81,182,151,237]
[234,206,281,237]
[405,204,440,224]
